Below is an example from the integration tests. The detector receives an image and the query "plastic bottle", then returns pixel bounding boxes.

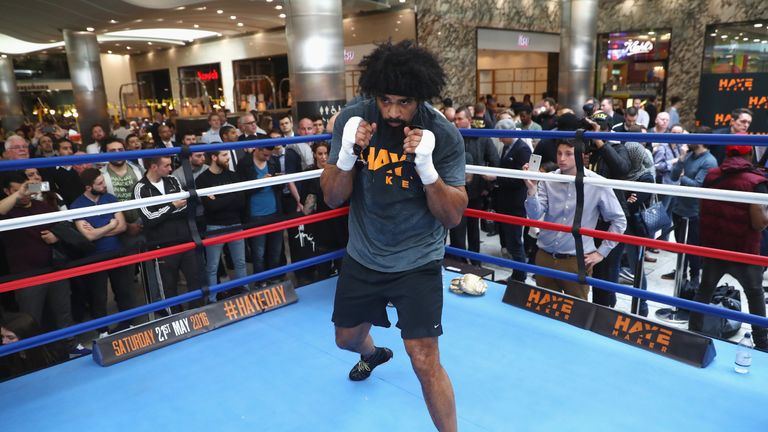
[734,332,753,374]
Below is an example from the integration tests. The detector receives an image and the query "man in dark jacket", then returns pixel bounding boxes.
[585,111,630,307]
[495,119,531,282]
[450,106,499,264]
[134,156,203,312]
[690,145,768,350]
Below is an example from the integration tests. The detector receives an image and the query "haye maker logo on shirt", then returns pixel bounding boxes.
[364,145,415,190]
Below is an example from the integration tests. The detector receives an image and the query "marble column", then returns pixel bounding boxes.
[63,30,110,134]
[557,0,598,112]
[0,55,24,132]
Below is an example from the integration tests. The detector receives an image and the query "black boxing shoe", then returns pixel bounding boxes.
[348,347,393,381]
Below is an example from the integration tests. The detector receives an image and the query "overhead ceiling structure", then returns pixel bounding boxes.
[0,0,407,56]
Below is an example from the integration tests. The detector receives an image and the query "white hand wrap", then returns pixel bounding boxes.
[414,129,438,185]
[337,116,363,171]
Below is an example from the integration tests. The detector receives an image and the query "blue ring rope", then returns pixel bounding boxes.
[0,249,344,357]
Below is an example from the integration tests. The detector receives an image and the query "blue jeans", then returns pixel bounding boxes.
[205,224,248,302]
[249,214,284,276]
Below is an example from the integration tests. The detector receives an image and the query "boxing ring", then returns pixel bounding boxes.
[2,130,768,431]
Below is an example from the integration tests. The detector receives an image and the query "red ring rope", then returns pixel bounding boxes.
[465,208,768,267]
[0,207,349,294]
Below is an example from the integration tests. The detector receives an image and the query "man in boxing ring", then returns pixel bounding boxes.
[321,40,467,432]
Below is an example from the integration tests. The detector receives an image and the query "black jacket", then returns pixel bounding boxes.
[133,175,190,245]
[497,138,532,215]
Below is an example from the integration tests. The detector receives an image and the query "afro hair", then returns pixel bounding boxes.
[358,39,445,101]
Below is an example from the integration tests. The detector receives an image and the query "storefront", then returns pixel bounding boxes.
[596,30,671,107]
[232,55,289,112]
[476,28,560,108]
[697,20,768,133]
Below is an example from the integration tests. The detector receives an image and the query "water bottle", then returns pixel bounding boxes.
[734,332,754,374]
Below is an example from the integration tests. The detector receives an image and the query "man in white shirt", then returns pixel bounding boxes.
[201,113,223,144]
[633,98,650,128]
[86,124,108,154]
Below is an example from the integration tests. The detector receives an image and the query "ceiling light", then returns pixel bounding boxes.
[351,27,355,30]
[275,5,283,9]
[176,6,185,10]
[279,13,286,18]
[194,24,199,28]
[126,46,131,50]
[739,32,743,36]
[237,22,244,27]
[399,0,406,3]
[721,35,728,38]
[135,19,143,23]
[115,43,120,46]
[217,9,223,14]
[352,33,356,37]
[176,20,183,24]
[230,15,237,19]
[762,40,767,43]
[743,37,749,41]
[1,54,6,58]
[648,31,655,35]
[754,38,761,42]
[109,19,118,24]
[107,50,112,54]
[710,33,717,36]
[147,42,152,45]
[266,0,273,2]
[86,27,95,32]
[395,28,399,31]
[195,6,206,10]
[755,23,763,28]
[156,18,164,22]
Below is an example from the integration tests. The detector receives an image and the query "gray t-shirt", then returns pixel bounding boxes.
[328,98,465,272]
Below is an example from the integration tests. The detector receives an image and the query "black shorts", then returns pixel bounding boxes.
[332,255,444,339]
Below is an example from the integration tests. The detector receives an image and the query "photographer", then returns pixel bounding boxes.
[583,112,630,307]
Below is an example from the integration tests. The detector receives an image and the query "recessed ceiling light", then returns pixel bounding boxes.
[49,39,56,42]
[755,23,763,28]
[352,33,356,37]
[156,18,164,22]
[397,21,401,24]
[762,40,767,43]
[195,6,206,10]
[399,0,405,3]
[754,38,760,42]
[351,27,355,30]
[147,42,152,45]
[275,5,283,9]
[126,46,131,50]
[107,50,112,54]
[176,6,185,10]
[648,31,655,35]
[395,28,399,31]
[86,27,95,31]
[135,19,142,23]
[109,19,118,24]
[279,13,286,18]
[217,9,223,14]
[230,15,237,19]
[194,24,199,28]
[115,43,120,46]
[177,20,183,24]
[721,35,728,39]
[237,22,244,27]
[266,0,273,2]
[710,33,716,36]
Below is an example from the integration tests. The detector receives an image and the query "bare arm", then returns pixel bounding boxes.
[320,164,356,209]
[425,181,467,228]
[75,218,118,241]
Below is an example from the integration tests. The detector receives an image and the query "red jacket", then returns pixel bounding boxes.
[700,157,768,254]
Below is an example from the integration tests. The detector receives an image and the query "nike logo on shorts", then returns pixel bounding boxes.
[433,324,441,329]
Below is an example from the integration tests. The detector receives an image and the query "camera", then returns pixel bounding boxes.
[27,182,50,193]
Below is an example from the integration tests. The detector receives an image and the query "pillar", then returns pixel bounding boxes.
[284,0,346,125]
[0,56,24,132]
[63,30,111,135]
[557,0,599,112]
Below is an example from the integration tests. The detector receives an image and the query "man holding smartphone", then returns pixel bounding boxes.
[524,140,626,300]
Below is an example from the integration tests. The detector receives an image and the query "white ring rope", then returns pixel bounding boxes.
[467,165,768,206]
[1,162,766,233]
[0,169,321,233]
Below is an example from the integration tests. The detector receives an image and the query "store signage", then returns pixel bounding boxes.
[517,34,530,48]
[624,39,654,56]
[699,73,768,133]
[343,49,355,64]
[197,69,219,81]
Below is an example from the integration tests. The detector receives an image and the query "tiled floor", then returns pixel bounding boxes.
[475,226,767,345]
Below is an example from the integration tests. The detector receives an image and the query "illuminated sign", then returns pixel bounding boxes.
[343,49,355,64]
[517,34,530,48]
[197,69,219,81]
[624,39,654,56]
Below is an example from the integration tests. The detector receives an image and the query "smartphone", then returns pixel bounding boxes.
[28,182,50,193]
[528,154,542,173]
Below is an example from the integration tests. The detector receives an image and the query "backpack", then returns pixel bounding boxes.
[699,284,742,339]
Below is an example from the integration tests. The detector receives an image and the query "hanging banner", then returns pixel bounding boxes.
[698,73,768,133]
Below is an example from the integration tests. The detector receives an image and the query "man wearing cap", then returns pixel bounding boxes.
[690,145,768,351]
[322,40,465,431]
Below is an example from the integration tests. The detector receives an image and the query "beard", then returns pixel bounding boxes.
[110,159,126,167]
